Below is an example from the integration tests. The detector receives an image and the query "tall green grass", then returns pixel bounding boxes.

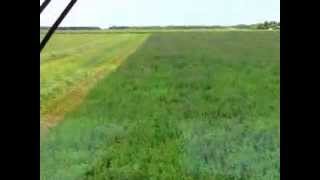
[41,31,279,180]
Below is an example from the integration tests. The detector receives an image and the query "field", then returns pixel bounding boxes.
[40,31,280,180]
[40,33,149,135]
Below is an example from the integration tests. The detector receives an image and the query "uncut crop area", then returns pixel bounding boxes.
[40,31,280,180]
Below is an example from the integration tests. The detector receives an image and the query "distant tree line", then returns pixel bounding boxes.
[40,26,101,30]
[109,22,280,30]
[256,21,280,30]
[109,25,226,30]
[40,21,280,31]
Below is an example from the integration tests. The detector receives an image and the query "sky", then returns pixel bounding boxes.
[40,0,280,28]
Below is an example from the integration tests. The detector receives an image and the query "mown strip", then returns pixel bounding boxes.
[41,31,279,180]
[40,33,149,137]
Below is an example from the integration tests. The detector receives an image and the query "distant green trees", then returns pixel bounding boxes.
[40,26,101,30]
[109,22,280,31]
[257,21,280,30]
[39,22,280,31]
[109,26,226,30]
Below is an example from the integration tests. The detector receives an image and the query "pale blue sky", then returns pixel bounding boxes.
[40,0,280,28]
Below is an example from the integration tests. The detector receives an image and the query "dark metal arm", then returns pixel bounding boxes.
[40,0,78,53]
[40,0,51,14]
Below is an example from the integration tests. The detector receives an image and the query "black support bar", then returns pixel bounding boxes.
[40,0,51,14]
[40,0,77,53]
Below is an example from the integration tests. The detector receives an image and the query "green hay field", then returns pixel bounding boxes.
[40,33,149,135]
[41,31,279,180]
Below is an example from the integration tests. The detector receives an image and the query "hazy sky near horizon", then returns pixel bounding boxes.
[40,0,280,28]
